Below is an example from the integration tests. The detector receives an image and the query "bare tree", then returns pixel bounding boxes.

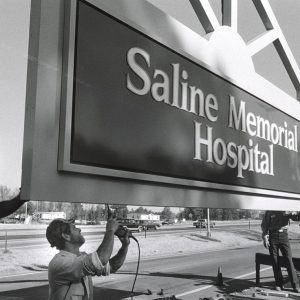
[0,185,15,201]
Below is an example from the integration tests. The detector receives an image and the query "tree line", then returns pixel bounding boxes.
[0,185,262,222]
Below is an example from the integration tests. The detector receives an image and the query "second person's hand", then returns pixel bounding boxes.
[263,235,270,249]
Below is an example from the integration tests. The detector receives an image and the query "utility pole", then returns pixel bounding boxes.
[25,202,28,218]
[207,207,211,237]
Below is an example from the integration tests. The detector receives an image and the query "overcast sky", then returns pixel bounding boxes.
[0,0,30,190]
[1,0,300,196]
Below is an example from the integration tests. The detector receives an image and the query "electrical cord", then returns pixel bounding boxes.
[130,238,140,300]
[105,205,140,299]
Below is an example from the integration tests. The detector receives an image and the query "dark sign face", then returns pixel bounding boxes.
[70,0,300,194]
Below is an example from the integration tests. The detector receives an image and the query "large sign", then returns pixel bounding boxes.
[23,0,300,208]
[60,0,300,196]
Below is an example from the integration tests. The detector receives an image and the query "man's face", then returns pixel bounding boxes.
[68,223,85,247]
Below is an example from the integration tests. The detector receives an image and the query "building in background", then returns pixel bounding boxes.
[127,212,160,221]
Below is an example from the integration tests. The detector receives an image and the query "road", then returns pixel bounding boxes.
[0,222,299,299]
[1,241,300,299]
[0,220,261,241]
[92,241,300,299]
[0,222,262,254]
[0,219,292,300]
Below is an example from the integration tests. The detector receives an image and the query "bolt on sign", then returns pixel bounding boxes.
[23,0,300,208]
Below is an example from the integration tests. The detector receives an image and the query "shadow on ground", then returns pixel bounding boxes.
[145,270,299,296]
[0,270,293,299]
[0,284,143,300]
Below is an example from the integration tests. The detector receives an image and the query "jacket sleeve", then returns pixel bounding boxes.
[261,212,269,238]
[0,193,27,218]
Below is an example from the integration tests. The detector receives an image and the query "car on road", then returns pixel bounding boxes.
[161,219,175,225]
[118,219,160,232]
[140,220,160,230]
[193,219,215,228]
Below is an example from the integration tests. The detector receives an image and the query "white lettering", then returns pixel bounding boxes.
[213,138,227,165]
[126,47,219,122]
[246,112,256,136]
[194,122,213,162]
[228,95,246,132]
[205,94,218,122]
[189,86,204,116]
[151,69,170,103]
[194,123,274,178]
[126,47,151,95]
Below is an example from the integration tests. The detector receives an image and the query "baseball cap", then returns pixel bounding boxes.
[46,218,75,248]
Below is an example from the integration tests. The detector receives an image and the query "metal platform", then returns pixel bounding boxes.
[229,287,300,299]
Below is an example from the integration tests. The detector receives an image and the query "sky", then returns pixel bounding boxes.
[0,0,30,189]
[1,0,300,206]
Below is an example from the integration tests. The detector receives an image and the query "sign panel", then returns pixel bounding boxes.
[60,0,300,196]
[23,0,300,208]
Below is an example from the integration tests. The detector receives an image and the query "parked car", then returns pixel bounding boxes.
[193,219,215,228]
[87,220,96,225]
[162,219,175,225]
[0,217,19,224]
[139,220,160,230]
[118,219,142,232]
[118,219,160,232]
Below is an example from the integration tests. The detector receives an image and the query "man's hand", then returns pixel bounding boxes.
[118,229,131,247]
[106,216,120,234]
[263,235,270,249]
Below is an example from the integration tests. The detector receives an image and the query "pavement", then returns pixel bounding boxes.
[0,272,144,300]
[1,266,298,300]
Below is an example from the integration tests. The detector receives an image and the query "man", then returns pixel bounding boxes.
[46,215,130,300]
[0,190,28,218]
[261,210,300,292]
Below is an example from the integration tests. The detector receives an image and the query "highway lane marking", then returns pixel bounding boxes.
[224,267,272,283]
[176,284,214,297]
[175,266,272,298]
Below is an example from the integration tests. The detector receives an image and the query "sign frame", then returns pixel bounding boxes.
[59,0,300,200]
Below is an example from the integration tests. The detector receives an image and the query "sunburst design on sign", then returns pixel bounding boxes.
[188,0,300,100]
